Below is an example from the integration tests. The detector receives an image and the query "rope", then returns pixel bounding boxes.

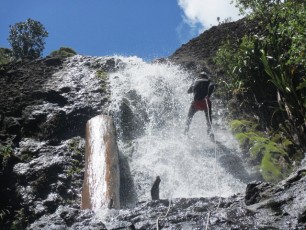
[205,212,211,230]
[155,97,220,229]
[156,198,172,230]
[204,97,222,229]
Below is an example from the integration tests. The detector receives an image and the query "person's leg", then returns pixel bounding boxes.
[204,110,211,134]
[204,99,212,134]
[185,103,196,134]
[208,104,212,124]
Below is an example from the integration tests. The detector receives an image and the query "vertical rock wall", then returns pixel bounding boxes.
[81,115,120,210]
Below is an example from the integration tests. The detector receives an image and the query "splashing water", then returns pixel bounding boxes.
[83,115,120,211]
[107,56,246,203]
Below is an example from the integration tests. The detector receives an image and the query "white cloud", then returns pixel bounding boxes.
[177,0,242,40]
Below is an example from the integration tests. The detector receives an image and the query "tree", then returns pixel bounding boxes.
[232,0,282,15]
[8,18,48,60]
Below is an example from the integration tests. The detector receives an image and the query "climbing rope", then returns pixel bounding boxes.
[204,97,222,230]
[156,198,172,230]
[155,97,221,230]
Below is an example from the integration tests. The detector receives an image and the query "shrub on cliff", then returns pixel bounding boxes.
[214,0,306,181]
[49,47,77,58]
[0,48,12,64]
[8,18,48,60]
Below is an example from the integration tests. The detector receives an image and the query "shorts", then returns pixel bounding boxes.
[192,98,211,111]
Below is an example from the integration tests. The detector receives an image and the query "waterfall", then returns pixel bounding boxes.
[107,56,246,204]
[64,54,247,209]
[81,115,120,210]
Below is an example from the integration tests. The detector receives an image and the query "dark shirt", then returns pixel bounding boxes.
[187,77,215,101]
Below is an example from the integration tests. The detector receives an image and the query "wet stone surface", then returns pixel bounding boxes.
[0,55,305,229]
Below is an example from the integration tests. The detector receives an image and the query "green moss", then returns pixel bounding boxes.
[66,138,84,178]
[96,70,108,80]
[67,165,82,177]
[0,209,10,220]
[0,48,12,64]
[11,208,28,230]
[0,145,13,160]
[95,70,109,93]
[68,139,82,156]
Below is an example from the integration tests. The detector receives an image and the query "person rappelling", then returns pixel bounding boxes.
[184,71,215,139]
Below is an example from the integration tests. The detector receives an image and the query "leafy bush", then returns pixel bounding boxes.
[0,144,13,166]
[230,119,297,182]
[215,1,306,152]
[8,18,48,60]
[49,47,77,58]
[0,48,12,64]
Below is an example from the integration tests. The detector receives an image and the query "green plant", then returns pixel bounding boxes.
[66,138,84,178]
[231,119,294,182]
[215,1,306,152]
[67,162,82,177]
[0,144,13,160]
[258,1,306,146]
[8,18,48,60]
[0,209,10,220]
[96,70,109,92]
[11,208,28,230]
[215,34,272,98]
[68,138,83,156]
[49,47,77,58]
[96,70,108,80]
[0,48,12,64]
[0,144,14,169]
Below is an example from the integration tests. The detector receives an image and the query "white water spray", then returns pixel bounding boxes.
[81,115,120,210]
[107,56,246,202]
[59,55,246,209]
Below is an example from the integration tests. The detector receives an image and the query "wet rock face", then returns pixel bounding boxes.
[169,18,261,74]
[3,137,86,228]
[0,55,117,145]
[0,55,120,228]
[27,165,306,229]
[1,54,306,229]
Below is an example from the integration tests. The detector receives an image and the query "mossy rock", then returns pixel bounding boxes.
[96,70,108,80]
[95,70,109,92]
[0,48,12,65]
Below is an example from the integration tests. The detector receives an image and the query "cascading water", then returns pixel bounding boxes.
[59,55,248,211]
[107,56,246,204]
[81,115,120,211]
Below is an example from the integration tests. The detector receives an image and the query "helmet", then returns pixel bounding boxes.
[199,71,209,78]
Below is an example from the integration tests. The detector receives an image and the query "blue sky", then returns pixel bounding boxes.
[0,0,241,60]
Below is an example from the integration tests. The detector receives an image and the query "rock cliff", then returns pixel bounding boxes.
[0,18,305,229]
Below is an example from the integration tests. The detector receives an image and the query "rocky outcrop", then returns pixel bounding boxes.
[0,55,121,228]
[169,18,260,74]
[81,115,120,210]
[27,161,306,229]
[0,19,305,229]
